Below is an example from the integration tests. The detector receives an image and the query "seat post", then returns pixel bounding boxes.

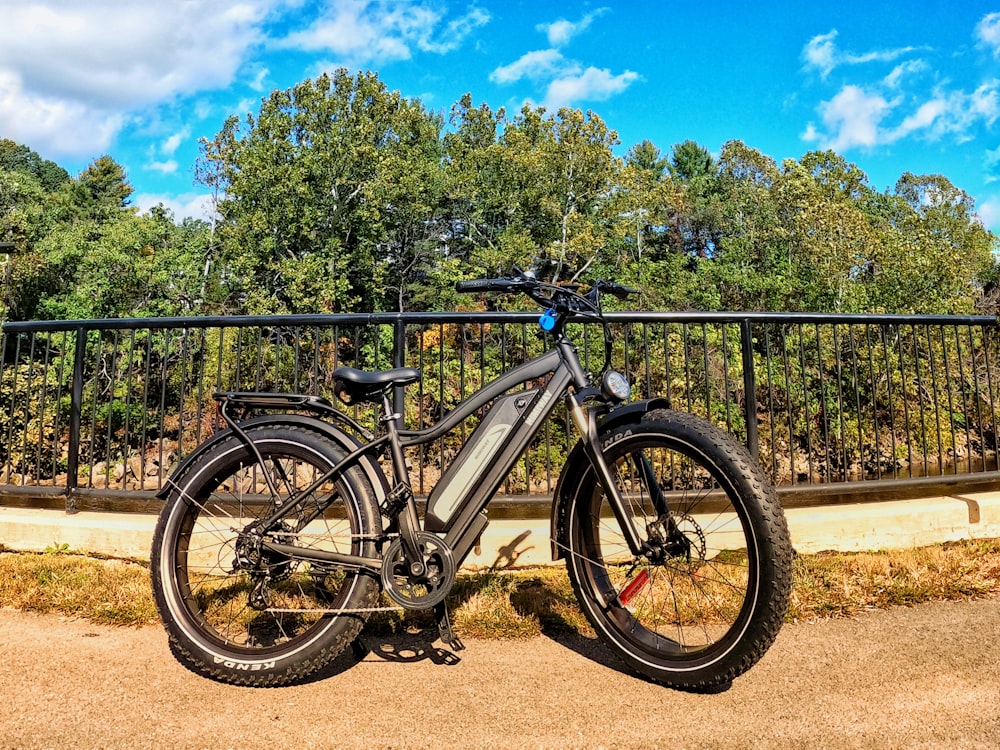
[380,392,408,481]
[392,317,407,421]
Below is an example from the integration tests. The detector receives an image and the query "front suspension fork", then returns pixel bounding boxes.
[567,395,647,558]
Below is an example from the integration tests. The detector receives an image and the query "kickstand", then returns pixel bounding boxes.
[350,635,370,661]
[434,602,465,651]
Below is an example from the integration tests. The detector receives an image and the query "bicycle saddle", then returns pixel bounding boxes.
[333,366,421,404]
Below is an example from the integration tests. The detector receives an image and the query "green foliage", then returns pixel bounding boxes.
[0,140,70,191]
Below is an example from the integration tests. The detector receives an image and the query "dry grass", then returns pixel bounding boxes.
[0,550,156,626]
[788,538,1000,621]
[2,539,1000,634]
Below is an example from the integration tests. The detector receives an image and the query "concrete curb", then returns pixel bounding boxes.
[3,492,1000,567]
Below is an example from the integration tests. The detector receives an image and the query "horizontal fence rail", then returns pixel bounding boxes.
[2,310,999,513]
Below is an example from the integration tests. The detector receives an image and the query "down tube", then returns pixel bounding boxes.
[435,365,575,548]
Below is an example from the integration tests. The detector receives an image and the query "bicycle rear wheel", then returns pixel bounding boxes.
[564,409,792,691]
[151,425,381,685]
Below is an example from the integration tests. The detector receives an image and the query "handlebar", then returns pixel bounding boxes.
[456,272,637,372]
[455,274,636,312]
[593,280,639,300]
[454,278,518,294]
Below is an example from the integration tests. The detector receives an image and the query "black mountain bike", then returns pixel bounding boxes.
[150,273,792,690]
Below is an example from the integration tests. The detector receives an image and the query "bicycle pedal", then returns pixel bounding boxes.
[434,603,465,652]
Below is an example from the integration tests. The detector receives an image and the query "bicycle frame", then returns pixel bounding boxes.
[237,337,644,576]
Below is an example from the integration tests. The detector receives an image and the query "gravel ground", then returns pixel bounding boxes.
[1,598,999,749]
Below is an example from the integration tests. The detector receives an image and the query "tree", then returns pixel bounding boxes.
[0,140,70,192]
[445,104,620,283]
[70,155,134,222]
[668,139,715,182]
[198,70,444,314]
[708,141,791,311]
[667,140,721,259]
[771,154,875,312]
[871,173,996,313]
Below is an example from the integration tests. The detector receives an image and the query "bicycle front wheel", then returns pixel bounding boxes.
[151,425,381,686]
[564,409,792,691]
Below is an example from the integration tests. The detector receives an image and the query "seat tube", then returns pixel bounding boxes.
[382,394,425,576]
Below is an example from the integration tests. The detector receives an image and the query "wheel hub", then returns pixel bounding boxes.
[645,511,707,564]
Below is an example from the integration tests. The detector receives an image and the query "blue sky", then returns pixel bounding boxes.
[3,0,1000,230]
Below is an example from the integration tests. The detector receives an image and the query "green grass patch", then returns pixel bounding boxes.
[2,538,1000,634]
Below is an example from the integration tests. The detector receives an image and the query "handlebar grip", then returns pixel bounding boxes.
[603,282,638,299]
[455,279,512,293]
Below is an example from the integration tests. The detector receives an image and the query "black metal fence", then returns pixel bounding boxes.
[2,310,999,512]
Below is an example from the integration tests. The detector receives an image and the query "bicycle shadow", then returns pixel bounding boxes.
[505,575,733,694]
[302,571,730,694]
[298,628,463,685]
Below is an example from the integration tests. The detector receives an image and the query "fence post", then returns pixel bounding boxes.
[64,326,87,514]
[392,316,406,423]
[740,319,760,460]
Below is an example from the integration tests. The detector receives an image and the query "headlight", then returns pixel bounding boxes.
[601,370,631,402]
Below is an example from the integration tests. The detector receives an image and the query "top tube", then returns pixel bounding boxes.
[398,348,564,444]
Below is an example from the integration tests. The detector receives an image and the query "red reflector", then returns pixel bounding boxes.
[617,569,650,606]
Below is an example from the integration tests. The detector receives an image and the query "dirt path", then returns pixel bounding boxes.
[2,598,1000,749]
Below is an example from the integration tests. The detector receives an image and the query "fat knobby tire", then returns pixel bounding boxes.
[562,408,792,691]
[150,425,382,686]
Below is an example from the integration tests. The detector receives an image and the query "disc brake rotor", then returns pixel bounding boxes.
[669,511,708,564]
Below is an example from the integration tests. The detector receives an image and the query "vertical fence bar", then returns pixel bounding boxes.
[64,326,87,513]
[740,318,760,460]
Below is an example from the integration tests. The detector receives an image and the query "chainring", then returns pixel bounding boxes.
[381,531,456,610]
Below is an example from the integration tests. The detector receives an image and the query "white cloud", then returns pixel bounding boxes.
[802,19,1000,155]
[883,59,928,89]
[0,2,270,107]
[0,69,125,155]
[491,7,635,109]
[134,192,219,222]
[537,8,608,47]
[0,0,276,157]
[976,12,1000,57]
[975,196,1000,231]
[162,129,191,157]
[146,160,179,175]
[807,81,1000,152]
[807,81,1000,153]
[277,0,488,65]
[490,50,569,84]
[426,6,491,54]
[885,83,1000,144]
[809,85,894,151]
[141,128,190,174]
[802,31,839,78]
[802,29,924,79]
[247,64,271,93]
[544,67,640,110]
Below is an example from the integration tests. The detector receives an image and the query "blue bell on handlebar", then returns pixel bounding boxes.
[538,308,557,331]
